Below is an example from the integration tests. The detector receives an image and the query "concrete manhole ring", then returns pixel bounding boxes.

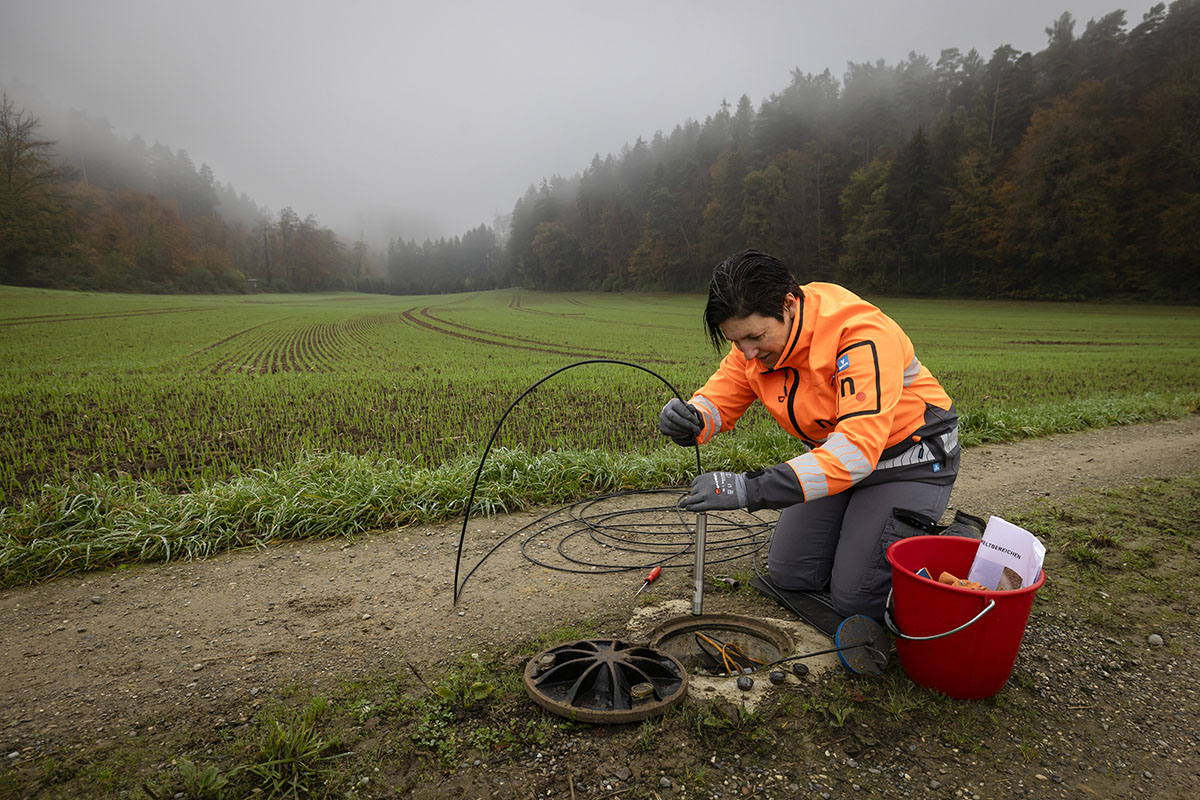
[647,613,794,675]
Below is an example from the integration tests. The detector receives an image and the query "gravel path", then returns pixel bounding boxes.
[2,414,1198,797]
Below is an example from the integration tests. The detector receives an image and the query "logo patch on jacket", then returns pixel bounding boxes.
[835,341,882,419]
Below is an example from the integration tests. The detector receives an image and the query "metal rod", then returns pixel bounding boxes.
[771,642,877,664]
[692,511,707,616]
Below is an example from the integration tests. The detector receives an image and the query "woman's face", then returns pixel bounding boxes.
[719,294,795,370]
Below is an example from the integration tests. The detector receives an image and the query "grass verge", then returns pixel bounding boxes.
[2,392,1196,589]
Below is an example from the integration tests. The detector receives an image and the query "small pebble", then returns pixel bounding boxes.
[736,675,754,691]
[1147,633,1164,647]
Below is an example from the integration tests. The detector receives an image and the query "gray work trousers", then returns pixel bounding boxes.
[767,478,954,620]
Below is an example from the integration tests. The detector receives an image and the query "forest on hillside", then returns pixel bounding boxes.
[2,2,1198,300]
[0,92,399,294]
[505,2,1199,301]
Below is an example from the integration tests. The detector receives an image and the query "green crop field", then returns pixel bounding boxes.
[2,285,1198,586]
[3,285,1198,506]
[0,287,713,505]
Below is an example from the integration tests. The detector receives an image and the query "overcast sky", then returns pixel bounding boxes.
[1,0,1158,245]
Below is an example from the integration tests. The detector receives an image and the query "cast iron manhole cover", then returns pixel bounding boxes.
[524,639,687,723]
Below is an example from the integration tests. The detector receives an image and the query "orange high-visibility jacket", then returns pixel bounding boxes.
[690,282,958,510]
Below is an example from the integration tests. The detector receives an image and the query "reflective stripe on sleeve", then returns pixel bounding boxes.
[691,396,723,435]
[903,356,922,387]
[785,452,828,502]
[823,432,873,484]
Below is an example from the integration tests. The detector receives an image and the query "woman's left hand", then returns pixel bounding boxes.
[681,471,747,512]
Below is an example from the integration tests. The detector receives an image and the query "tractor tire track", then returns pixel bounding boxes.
[0,307,221,326]
[400,306,672,363]
[507,291,583,317]
[418,308,622,357]
[507,291,696,331]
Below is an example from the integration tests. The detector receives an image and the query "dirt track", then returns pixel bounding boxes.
[2,414,1199,758]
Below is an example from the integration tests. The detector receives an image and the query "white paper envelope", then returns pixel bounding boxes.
[967,516,1047,590]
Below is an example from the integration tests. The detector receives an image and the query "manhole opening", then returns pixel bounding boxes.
[649,614,792,677]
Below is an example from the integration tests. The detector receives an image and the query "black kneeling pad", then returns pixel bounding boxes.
[750,575,842,638]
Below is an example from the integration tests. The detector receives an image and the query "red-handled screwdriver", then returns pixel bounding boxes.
[635,566,662,596]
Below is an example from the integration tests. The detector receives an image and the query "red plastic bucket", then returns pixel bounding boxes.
[885,535,1045,699]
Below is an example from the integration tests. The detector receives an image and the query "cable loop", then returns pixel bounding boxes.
[453,359,763,604]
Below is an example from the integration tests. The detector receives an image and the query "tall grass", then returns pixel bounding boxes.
[0,430,797,588]
[5,388,1198,590]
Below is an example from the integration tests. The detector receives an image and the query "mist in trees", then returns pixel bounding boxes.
[2,1,1198,301]
[503,0,1199,301]
[0,93,75,283]
[0,91,393,293]
[386,225,510,295]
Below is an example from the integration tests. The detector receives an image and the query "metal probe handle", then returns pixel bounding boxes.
[692,511,707,615]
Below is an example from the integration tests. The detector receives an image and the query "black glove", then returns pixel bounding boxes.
[658,398,703,446]
[681,471,747,512]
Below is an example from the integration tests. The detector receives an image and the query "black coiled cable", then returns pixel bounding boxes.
[452,359,771,603]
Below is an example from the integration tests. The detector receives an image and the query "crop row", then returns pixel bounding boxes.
[0,370,690,505]
[201,313,404,374]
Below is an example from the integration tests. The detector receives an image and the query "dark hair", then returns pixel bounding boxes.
[703,250,802,350]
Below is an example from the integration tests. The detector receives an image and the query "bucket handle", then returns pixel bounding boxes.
[884,588,996,641]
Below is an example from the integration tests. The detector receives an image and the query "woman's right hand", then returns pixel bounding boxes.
[658,398,703,446]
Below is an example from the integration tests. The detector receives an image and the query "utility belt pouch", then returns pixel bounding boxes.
[890,507,943,538]
[890,507,985,539]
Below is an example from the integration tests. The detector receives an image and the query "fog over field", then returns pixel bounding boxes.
[1,0,1157,245]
